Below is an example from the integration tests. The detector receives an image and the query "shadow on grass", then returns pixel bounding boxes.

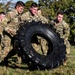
[0,57,29,70]
[0,56,42,71]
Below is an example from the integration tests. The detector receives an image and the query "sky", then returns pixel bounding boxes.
[12,0,38,3]
[0,0,38,3]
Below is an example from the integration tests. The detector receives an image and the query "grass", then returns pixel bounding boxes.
[0,46,75,75]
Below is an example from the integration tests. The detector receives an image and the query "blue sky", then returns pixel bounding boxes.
[12,0,38,3]
[0,0,38,3]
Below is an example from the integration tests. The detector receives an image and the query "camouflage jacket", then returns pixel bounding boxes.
[0,24,3,35]
[50,19,70,40]
[1,9,22,36]
[21,11,48,23]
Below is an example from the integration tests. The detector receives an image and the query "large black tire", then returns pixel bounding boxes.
[14,21,66,69]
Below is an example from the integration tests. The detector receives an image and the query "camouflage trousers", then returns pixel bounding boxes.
[32,36,48,55]
[64,39,70,54]
[0,34,12,62]
[0,25,3,51]
[0,34,22,64]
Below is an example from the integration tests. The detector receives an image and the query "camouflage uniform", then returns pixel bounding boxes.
[21,11,49,55]
[50,19,70,54]
[0,9,22,62]
[0,25,3,50]
[21,11,48,23]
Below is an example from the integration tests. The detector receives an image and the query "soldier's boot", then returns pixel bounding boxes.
[62,56,67,66]
[0,57,9,67]
[62,58,67,66]
[63,61,67,66]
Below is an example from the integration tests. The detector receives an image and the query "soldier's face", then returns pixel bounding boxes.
[0,14,5,21]
[56,14,63,23]
[30,7,38,15]
[16,6,24,14]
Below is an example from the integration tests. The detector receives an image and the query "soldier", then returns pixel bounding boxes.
[0,12,5,53]
[21,3,49,55]
[50,10,70,65]
[21,3,48,23]
[0,1,25,65]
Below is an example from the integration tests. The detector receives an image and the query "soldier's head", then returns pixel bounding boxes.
[56,10,64,23]
[0,12,5,22]
[15,1,25,14]
[30,3,38,16]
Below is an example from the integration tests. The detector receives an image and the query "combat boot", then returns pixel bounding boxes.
[0,57,9,67]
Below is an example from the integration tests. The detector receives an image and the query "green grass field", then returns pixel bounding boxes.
[0,46,75,75]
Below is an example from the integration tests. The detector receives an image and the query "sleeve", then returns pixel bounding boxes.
[1,12,11,25]
[1,12,16,36]
[39,15,49,24]
[21,12,28,21]
[0,24,3,34]
[49,20,56,28]
[63,22,70,40]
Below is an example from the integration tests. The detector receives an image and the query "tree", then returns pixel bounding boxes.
[24,0,34,12]
[0,0,14,13]
[0,3,4,12]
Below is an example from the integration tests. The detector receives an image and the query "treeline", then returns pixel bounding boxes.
[0,0,75,45]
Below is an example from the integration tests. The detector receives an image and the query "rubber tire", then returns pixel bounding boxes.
[15,21,66,69]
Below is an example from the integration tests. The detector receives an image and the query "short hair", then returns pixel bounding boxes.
[57,10,64,15]
[15,1,25,8]
[30,3,38,8]
[0,12,5,15]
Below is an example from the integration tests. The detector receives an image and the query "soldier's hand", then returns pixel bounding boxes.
[8,29,16,35]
